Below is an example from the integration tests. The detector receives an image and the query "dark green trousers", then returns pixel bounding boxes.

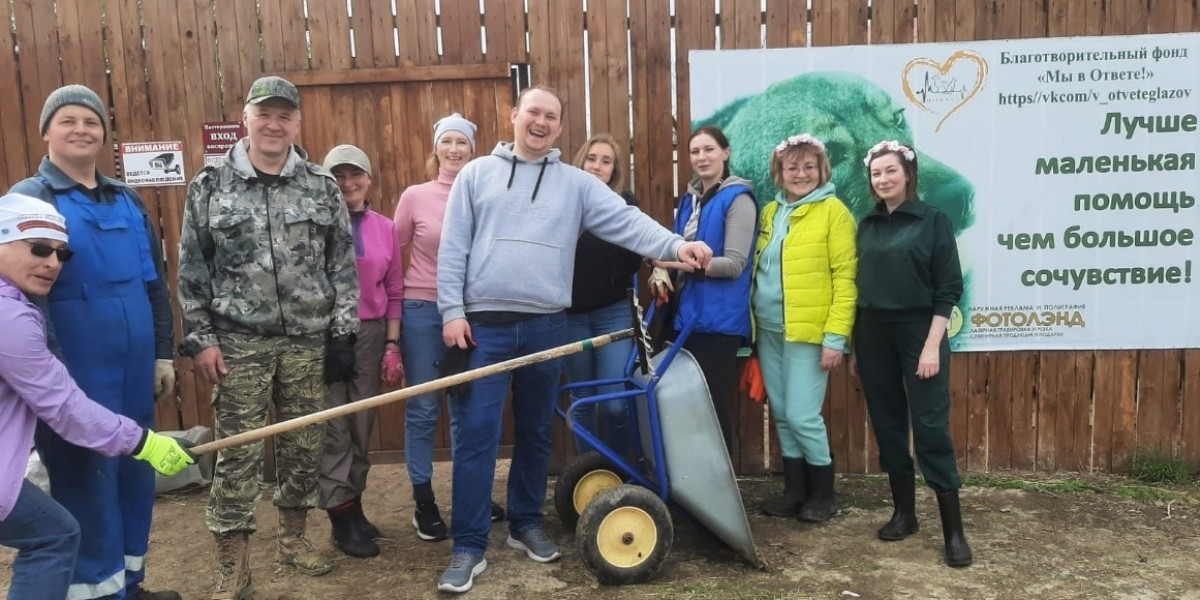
[853,314,961,492]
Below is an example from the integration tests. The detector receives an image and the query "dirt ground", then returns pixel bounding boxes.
[4,461,1199,600]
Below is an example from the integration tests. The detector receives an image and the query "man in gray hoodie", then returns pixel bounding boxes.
[435,86,712,593]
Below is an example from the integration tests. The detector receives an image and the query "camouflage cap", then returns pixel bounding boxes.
[246,76,301,108]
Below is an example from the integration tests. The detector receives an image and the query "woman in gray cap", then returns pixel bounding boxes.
[318,144,405,559]
[393,113,503,541]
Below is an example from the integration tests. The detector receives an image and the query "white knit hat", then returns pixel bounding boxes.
[433,113,477,152]
[0,193,69,245]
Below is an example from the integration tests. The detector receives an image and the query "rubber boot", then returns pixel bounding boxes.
[327,501,380,558]
[277,508,334,575]
[936,490,973,567]
[130,588,182,600]
[352,495,381,539]
[877,471,920,541]
[211,532,252,600]
[797,457,835,522]
[760,457,807,517]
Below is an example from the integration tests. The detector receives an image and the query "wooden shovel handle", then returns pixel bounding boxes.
[190,328,635,455]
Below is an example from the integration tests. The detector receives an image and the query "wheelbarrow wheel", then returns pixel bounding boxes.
[554,451,625,532]
[577,484,673,585]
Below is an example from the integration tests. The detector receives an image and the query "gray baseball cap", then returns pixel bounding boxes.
[323,144,372,176]
[246,76,301,108]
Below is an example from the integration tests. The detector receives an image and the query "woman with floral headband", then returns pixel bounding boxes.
[753,134,856,522]
[853,140,971,567]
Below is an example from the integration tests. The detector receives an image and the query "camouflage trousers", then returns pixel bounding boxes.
[205,331,328,535]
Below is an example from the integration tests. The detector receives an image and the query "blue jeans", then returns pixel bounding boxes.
[401,300,457,487]
[1,480,82,600]
[450,312,568,555]
[564,301,634,458]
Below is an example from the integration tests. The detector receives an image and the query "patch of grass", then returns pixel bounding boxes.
[957,474,1099,495]
[1128,448,1196,485]
[1112,485,1184,503]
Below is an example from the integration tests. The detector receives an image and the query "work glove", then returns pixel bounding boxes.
[324,333,359,383]
[436,342,475,397]
[133,430,195,477]
[740,355,766,404]
[381,343,404,385]
[153,359,176,398]
[648,267,673,306]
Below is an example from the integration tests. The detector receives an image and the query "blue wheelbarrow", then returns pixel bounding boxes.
[554,276,763,585]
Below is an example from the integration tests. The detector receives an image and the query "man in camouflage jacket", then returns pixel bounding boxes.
[177,76,359,599]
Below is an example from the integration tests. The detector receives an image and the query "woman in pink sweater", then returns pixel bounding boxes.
[318,144,404,559]
[394,113,502,541]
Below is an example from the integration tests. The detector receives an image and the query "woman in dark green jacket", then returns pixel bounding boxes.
[851,140,971,568]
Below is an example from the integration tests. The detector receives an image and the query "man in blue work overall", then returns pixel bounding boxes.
[9,85,179,600]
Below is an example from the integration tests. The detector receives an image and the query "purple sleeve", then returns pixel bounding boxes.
[0,302,143,457]
[383,220,404,320]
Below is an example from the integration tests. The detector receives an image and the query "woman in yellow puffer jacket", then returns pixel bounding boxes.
[752,134,857,522]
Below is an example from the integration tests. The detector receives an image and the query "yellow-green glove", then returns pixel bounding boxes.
[133,430,195,476]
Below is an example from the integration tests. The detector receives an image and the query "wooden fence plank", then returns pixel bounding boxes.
[1010,352,1037,470]
[674,0,715,193]
[257,0,287,72]
[446,0,485,64]
[765,0,806,48]
[0,0,30,187]
[585,0,612,135]
[1109,351,1139,470]
[965,353,988,470]
[1073,352,1095,471]
[827,360,850,473]
[1091,352,1116,471]
[949,354,970,472]
[987,352,1013,469]
[721,0,761,49]
[1054,351,1080,471]
[810,0,834,47]
[325,0,355,71]
[1181,350,1200,468]
[13,0,63,169]
[1035,352,1059,471]
[1160,351,1183,458]
[1135,350,1165,457]
[872,0,897,44]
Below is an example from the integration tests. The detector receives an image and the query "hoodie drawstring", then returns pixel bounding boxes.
[504,153,550,202]
[531,157,548,202]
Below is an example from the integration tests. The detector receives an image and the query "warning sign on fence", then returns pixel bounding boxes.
[121,141,186,187]
[203,122,245,167]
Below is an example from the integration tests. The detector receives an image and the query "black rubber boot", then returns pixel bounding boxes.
[760,457,808,517]
[797,457,835,522]
[327,503,380,558]
[352,495,380,539]
[936,490,973,567]
[878,471,920,541]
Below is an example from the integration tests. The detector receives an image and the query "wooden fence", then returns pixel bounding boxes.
[0,0,1196,475]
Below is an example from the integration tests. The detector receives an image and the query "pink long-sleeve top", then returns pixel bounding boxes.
[351,207,404,320]
[393,170,455,302]
[0,276,143,519]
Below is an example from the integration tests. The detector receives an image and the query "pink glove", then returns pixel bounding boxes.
[381,344,404,386]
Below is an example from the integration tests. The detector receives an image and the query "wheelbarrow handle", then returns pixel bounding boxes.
[189,328,636,456]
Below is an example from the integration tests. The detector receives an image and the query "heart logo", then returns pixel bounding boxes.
[902,50,988,132]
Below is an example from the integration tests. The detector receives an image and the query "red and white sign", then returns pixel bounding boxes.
[202,122,246,167]
[120,141,186,187]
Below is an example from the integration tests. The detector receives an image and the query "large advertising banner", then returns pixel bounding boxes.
[691,33,1198,351]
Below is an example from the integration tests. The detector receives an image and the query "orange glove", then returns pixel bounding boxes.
[740,355,766,403]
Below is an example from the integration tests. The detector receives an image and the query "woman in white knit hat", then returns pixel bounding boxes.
[0,193,192,600]
[8,85,181,600]
[393,112,504,541]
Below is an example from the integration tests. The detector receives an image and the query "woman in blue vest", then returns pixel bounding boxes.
[648,125,756,454]
[8,85,179,600]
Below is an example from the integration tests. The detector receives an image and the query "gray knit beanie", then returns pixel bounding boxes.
[433,113,477,152]
[40,85,108,140]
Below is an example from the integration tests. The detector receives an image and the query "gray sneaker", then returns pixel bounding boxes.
[437,553,488,593]
[506,527,561,563]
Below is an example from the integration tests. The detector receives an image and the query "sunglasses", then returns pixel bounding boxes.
[27,241,74,263]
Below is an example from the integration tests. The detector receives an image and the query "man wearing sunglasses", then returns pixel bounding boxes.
[8,85,180,600]
[0,192,195,600]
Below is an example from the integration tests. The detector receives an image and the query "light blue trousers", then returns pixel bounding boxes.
[756,328,832,466]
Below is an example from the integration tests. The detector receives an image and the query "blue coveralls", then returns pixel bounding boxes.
[33,183,159,600]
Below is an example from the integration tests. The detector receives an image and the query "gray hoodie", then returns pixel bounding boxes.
[437,142,684,321]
